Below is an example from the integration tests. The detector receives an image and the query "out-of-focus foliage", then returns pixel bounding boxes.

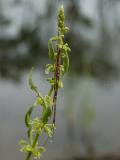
[0,0,120,81]
[66,0,119,79]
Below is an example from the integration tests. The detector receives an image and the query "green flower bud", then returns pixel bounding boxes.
[58,5,69,35]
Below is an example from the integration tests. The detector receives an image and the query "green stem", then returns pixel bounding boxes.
[25,120,48,160]
[25,86,54,160]
[25,133,40,160]
[25,152,32,160]
[48,86,54,96]
[32,133,39,148]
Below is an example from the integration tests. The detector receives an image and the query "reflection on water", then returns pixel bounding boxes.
[0,72,120,160]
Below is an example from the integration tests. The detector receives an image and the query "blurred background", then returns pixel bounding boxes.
[1,0,120,159]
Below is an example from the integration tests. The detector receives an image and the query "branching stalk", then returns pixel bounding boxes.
[19,5,71,160]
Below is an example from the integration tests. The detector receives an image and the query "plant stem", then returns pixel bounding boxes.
[32,133,39,148]
[52,33,61,124]
[48,86,54,96]
[25,152,32,160]
[25,133,40,160]
[25,51,61,160]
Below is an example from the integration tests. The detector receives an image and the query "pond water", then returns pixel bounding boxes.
[0,71,120,160]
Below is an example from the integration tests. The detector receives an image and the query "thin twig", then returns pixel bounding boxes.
[52,31,61,125]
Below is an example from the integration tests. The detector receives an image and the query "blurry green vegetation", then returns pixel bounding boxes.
[0,0,119,81]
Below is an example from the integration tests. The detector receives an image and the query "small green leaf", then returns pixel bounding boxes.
[48,39,55,61]
[58,80,63,88]
[25,104,36,128]
[63,51,69,73]
[65,27,69,32]
[25,145,32,152]
[30,117,42,133]
[51,36,58,41]
[38,146,46,154]
[64,43,71,52]
[33,149,40,159]
[36,97,43,106]
[45,64,54,75]
[28,68,42,97]
[44,95,53,106]
[47,78,55,86]
[19,140,27,146]
[33,146,46,159]
[48,36,59,61]
[44,124,54,137]
[42,107,52,124]
[59,65,64,77]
